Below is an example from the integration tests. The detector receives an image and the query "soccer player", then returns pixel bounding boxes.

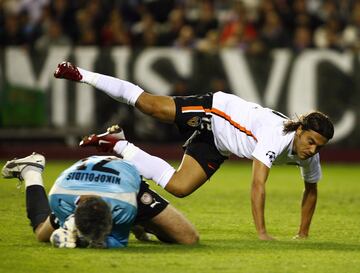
[1,153,199,248]
[54,62,334,241]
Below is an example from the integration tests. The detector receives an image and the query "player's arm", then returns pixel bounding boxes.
[107,204,137,248]
[35,215,57,242]
[295,154,321,239]
[295,181,317,239]
[251,159,275,240]
[105,234,128,248]
[106,222,133,248]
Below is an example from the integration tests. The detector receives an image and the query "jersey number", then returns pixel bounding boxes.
[76,158,120,175]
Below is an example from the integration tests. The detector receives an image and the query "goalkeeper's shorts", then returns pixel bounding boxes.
[134,180,169,224]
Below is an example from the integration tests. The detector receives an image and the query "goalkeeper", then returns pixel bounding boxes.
[1,153,199,248]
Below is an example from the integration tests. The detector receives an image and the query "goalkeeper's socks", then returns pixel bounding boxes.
[113,141,175,188]
[26,185,51,230]
[77,67,143,106]
[22,166,43,187]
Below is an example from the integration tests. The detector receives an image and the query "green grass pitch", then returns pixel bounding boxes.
[0,160,359,273]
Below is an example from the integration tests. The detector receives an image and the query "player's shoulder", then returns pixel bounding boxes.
[259,109,288,126]
[256,123,291,144]
[253,127,294,167]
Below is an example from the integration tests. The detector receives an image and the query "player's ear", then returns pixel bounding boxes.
[295,125,303,136]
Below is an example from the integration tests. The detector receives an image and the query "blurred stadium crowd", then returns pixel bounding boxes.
[1,0,360,53]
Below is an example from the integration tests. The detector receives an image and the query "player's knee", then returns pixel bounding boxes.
[35,231,50,242]
[137,93,160,115]
[168,182,196,198]
[171,188,192,198]
[169,228,199,245]
[34,222,52,242]
[182,231,200,245]
[136,93,174,122]
[166,173,199,198]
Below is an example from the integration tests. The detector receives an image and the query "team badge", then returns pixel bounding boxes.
[187,116,201,127]
[266,151,276,163]
[140,192,153,205]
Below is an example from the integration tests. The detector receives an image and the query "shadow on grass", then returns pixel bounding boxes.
[4,239,358,254]
[121,239,360,253]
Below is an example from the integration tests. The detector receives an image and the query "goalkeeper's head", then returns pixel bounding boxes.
[75,195,112,248]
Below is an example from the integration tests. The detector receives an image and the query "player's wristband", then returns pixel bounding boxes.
[49,212,60,229]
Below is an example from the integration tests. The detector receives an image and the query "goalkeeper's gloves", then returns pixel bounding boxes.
[50,228,77,248]
[50,215,78,248]
[63,214,77,233]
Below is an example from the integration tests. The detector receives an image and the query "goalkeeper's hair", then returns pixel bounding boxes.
[283,111,334,140]
[75,196,112,247]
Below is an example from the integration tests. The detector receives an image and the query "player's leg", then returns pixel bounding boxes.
[54,62,176,123]
[165,154,208,197]
[115,92,226,197]
[135,92,176,123]
[143,204,199,245]
[35,214,58,242]
[114,142,208,197]
[82,134,215,197]
[1,153,59,242]
[80,93,226,197]
[133,181,199,245]
[80,125,208,197]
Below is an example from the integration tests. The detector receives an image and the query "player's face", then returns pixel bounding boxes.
[293,127,329,160]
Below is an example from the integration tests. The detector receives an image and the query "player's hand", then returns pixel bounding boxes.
[63,215,77,233]
[131,225,153,242]
[50,215,78,248]
[258,233,276,241]
[50,228,77,248]
[292,233,308,240]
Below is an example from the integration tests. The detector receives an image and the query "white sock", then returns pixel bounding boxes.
[77,67,144,106]
[113,142,175,188]
[21,166,44,188]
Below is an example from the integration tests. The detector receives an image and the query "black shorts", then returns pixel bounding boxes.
[134,181,169,224]
[173,92,228,178]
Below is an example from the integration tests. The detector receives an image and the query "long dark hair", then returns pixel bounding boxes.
[283,111,334,140]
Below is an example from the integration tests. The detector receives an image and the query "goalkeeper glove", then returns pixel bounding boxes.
[50,228,77,248]
[63,214,77,233]
[50,214,78,248]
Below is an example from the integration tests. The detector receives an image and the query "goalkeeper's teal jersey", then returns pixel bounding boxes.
[48,155,141,248]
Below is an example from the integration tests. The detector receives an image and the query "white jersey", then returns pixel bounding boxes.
[211,92,321,183]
